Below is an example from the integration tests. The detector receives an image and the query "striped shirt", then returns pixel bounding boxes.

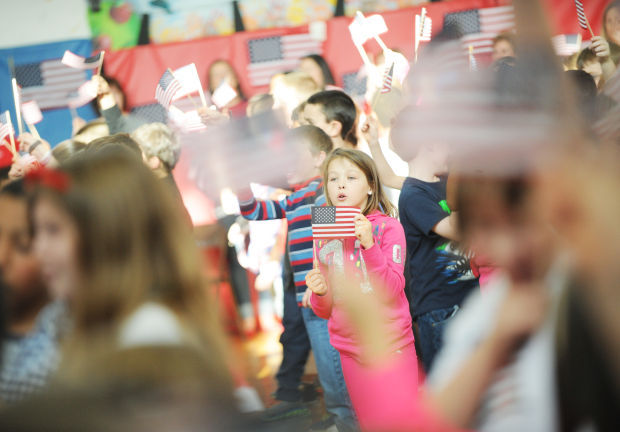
[240,176,325,302]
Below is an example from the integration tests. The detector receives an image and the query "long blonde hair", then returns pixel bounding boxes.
[323,148,397,218]
[30,148,232,393]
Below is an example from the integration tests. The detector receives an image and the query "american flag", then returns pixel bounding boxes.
[168,106,206,133]
[381,63,394,94]
[67,80,98,109]
[61,50,103,70]
[0,111,14,143]
[551,34,582,56]
[311,206,361,239]
[155,70,182,109]
[349,13,388,46]
[416,13,432,42]
[247,33,323,87]
[443,6,515,58]
[574,0,589,30]
[21,100,43,125]
[15,59,88,110]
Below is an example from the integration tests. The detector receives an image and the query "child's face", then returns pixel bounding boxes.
[492,39,515,62]
[300,58,325,89]
[0,195,43,305]
[33,196,81,301]
[288,144,321,185]
[302,103,332,138]
[605,6,620,45]
[326,157,371,210]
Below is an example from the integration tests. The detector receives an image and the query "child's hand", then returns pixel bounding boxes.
[592,36,611,60]
[354,213,374,249]
[305,268,328,298]
[360,116,379,147]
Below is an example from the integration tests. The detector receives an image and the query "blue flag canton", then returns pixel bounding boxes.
[15,63,44,88]
[159,71,176,89]
[312,206,336,225]
[443,9,481,36]
[248,37,283,63]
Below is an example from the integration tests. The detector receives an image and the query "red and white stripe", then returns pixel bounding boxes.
[574,0,589,30]
[248,33,323,87]
[20,60,87,110]
[312,207,361,239]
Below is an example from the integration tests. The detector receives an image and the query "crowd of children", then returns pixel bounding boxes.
[0,1,619,431]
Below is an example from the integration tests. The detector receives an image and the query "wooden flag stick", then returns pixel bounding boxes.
[11,78,23,136]
[69,106,78,119]
[6,114,16,157]
[197,86,208,108]
[313,239,318,269]
[586,19,595,39]
[27,122,40,140]
[97,51,105,77]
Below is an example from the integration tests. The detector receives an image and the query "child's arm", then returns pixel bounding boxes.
[238,192,287,221]
[432,213,460,242]
[357,216,406,298]
[307,267,333,319]
[361,118,406,190]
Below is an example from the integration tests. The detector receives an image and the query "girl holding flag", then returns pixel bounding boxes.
[306,148,418,431]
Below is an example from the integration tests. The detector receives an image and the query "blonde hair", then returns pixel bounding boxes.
[323,148,397,218]
[131,122,180,171]
[32,149,232,392]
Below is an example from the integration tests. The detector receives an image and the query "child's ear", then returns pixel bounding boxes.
[327,120,343,139]
[314,151,327,168]
[146,155,161,170]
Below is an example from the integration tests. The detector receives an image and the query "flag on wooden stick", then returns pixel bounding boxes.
[311,206,361,239]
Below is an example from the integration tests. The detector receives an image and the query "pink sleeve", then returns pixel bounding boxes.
[361,218,406,298]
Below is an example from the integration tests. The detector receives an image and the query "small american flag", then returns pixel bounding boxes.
[574,0,589,30]
[551,34,582,56]
[443,6,515,60]
[155,70,182,109]
[15,59,88,110]
[61,50,103,70]
[247,33,323,87]
[0,111,14,143]
[311,206,361,239]
[168,106,206,133]
[381,63,394,94]
[416,14,432,42]
[67,80,98,109]
[21,100,43,125]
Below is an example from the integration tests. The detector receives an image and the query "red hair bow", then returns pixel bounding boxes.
[25,166,70,193]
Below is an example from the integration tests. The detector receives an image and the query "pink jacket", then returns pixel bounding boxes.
[310,210,414,359]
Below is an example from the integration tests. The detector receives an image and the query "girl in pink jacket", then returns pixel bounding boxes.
[306,148,418,431]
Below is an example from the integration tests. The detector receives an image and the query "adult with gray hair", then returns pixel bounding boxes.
[131,122,188,223]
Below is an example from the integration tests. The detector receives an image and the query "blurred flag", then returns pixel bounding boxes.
[21,100,43,125]
[168,106,206,133]
[349,13,388,46]
[574,0,590,30]
[155,69,181,109]
[551,34,582,56]
[171,63,204,101]
[211,81,237,108]
[416,13,432,43]
[311,206,361,239]
[247,33,322,87]
[183,110,294,201]
[0,111,14,143]
[443,6,515,58]
[67,80,98,109]
[381,63,394,94]
[61,50,103,70]
[15,59,87,110]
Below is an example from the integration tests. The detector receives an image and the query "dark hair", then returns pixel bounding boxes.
[90,75,127,116]
[0,178,25,197]
[566,70,598,122]
[301,54,336,88]
[207,60,246,101]
[306,90,358,146]
[577,48,598,70]
[52,140,88,164]
[246,93,274,117]
[86,133,143,159]
[290,125,333,156]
